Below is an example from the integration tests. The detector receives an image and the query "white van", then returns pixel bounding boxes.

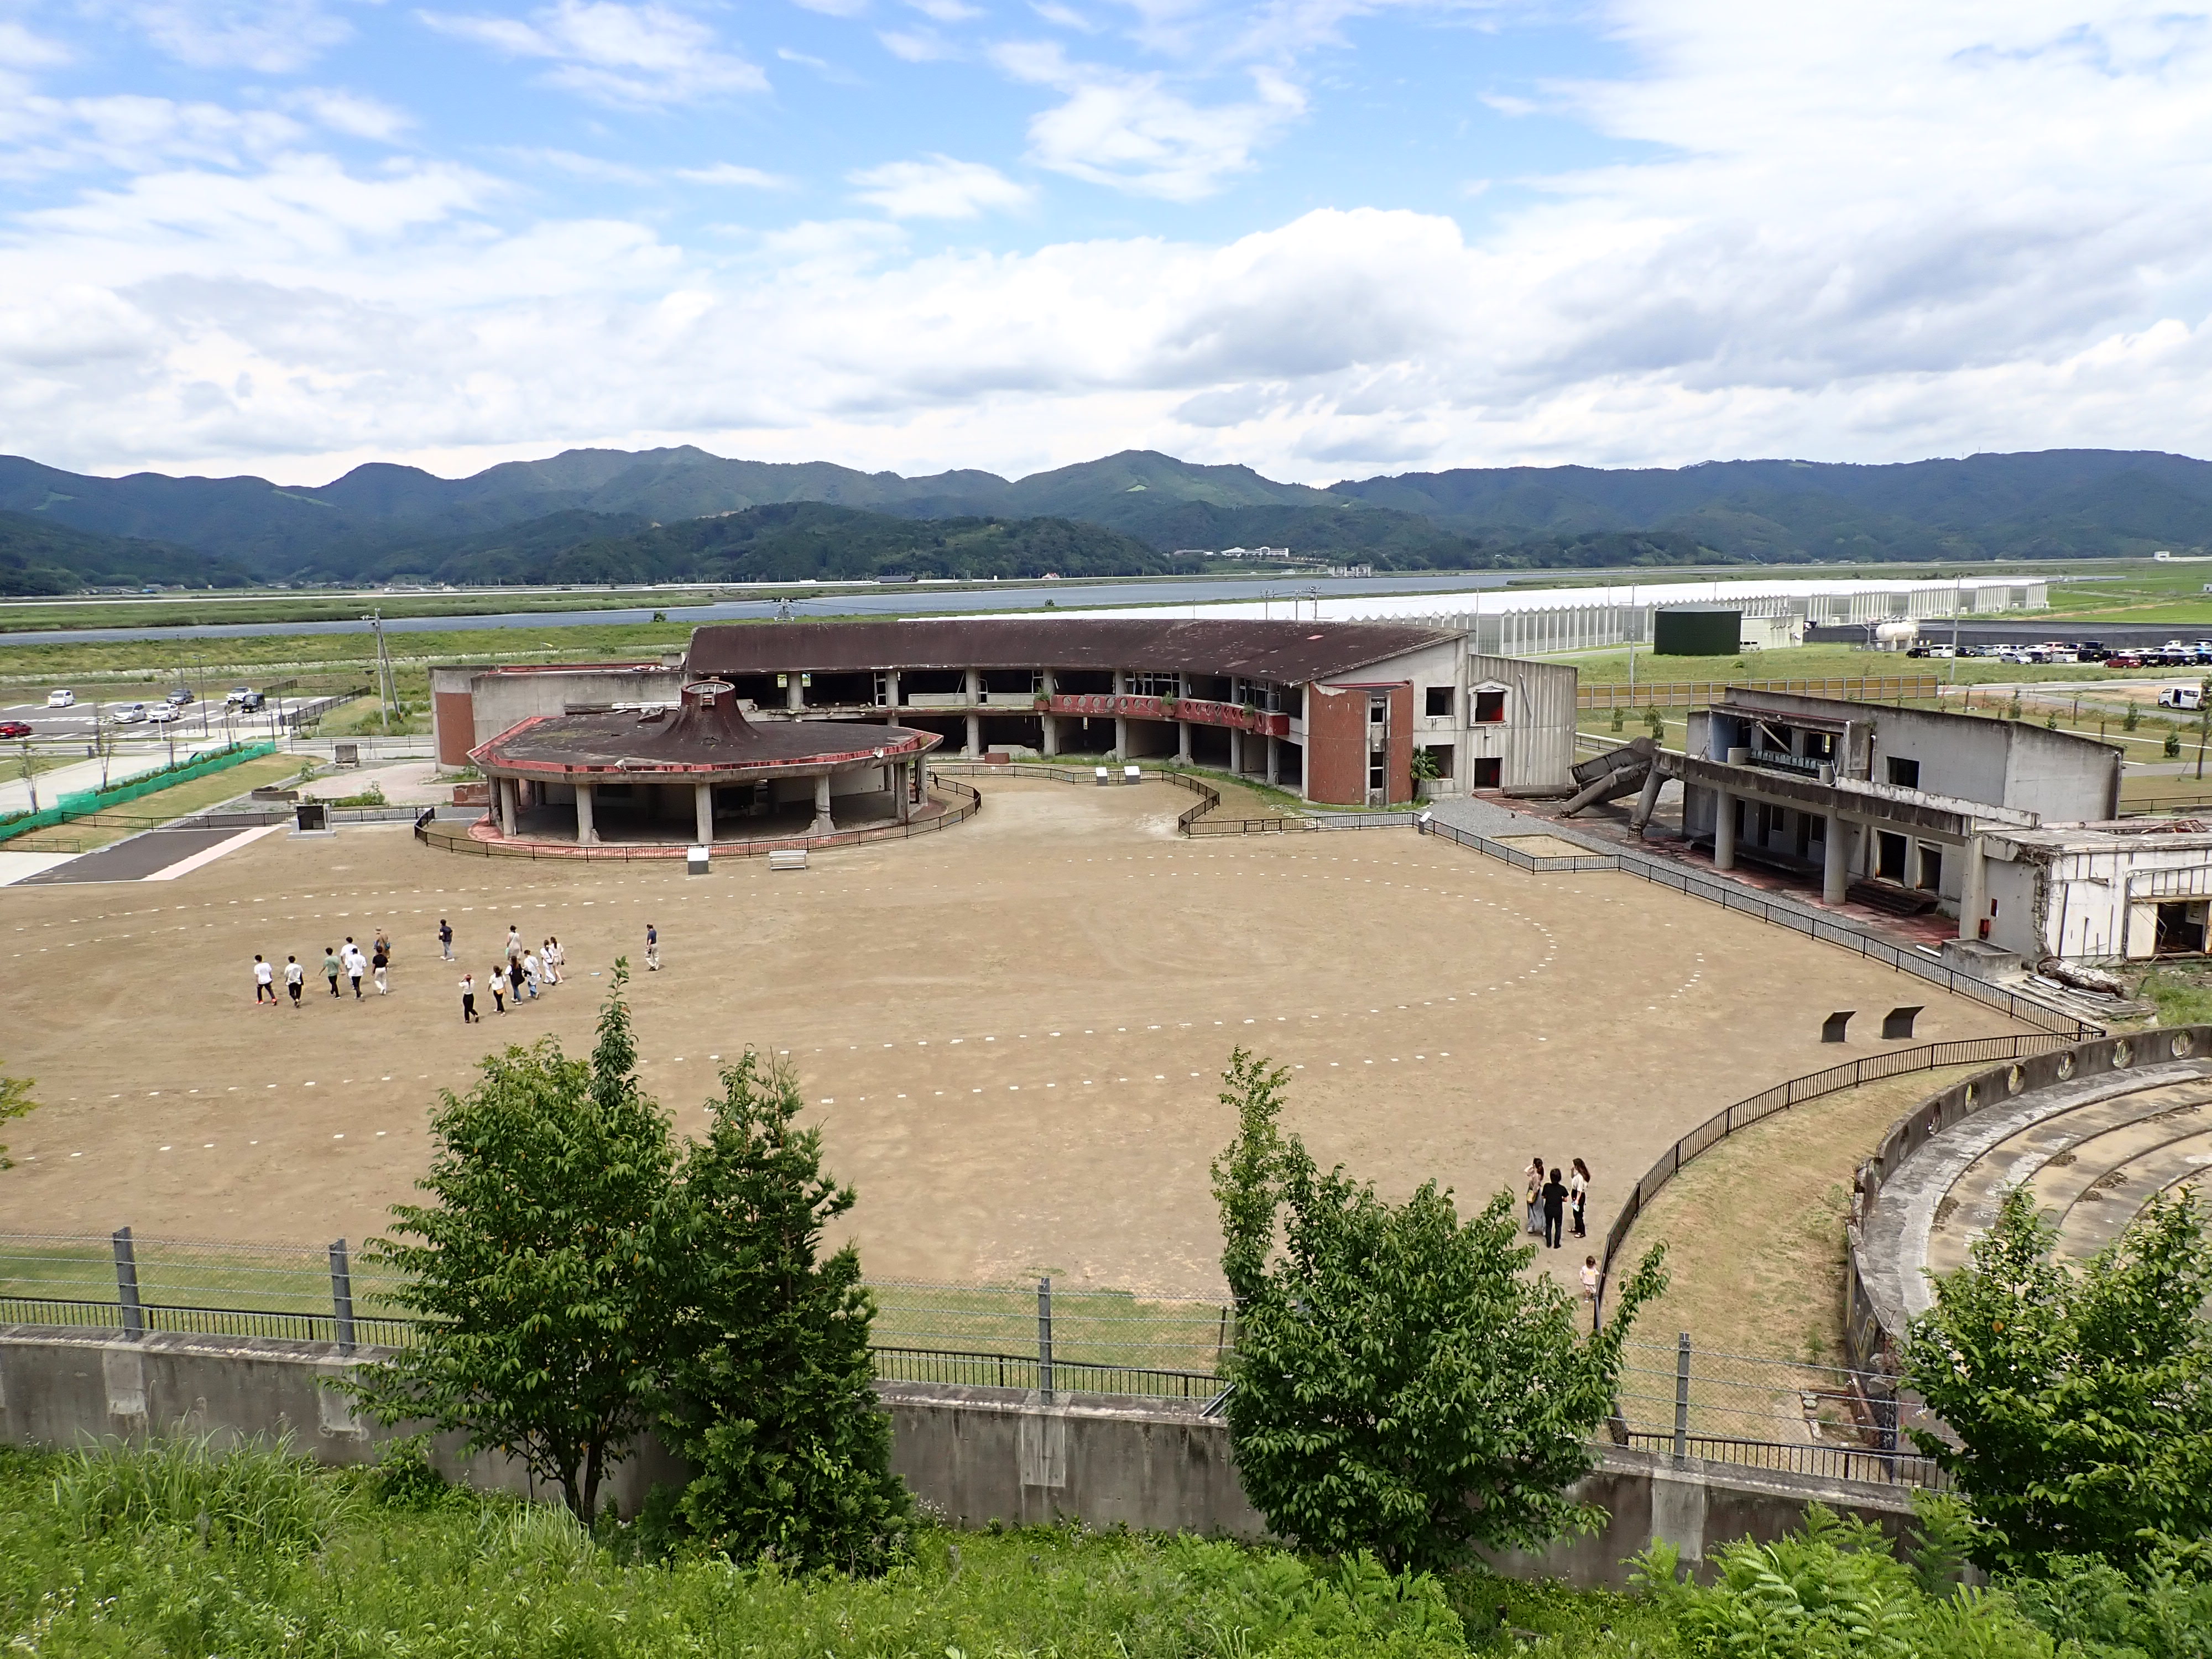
[2158,685,2205,711]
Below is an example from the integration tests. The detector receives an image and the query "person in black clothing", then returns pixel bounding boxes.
[1541,1167,1569,1250]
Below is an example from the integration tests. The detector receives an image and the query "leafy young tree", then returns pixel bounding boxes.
[659,1048,909,1571]
[343,964,677,1520]
[1211,1049,1666,1572]
[1904,1186,2212,1572]
[0,1065,36,1170]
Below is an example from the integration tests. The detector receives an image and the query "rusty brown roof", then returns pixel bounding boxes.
[472,686,940,779]
[684,618,1455,682]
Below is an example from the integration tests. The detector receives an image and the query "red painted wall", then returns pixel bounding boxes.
[435,691,477,767]
[1305,681,1412,806]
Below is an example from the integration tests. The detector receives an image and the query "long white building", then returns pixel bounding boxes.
[1017,576,2049,658]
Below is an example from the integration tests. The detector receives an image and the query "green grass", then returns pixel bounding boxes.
[0,1437,1682,1659]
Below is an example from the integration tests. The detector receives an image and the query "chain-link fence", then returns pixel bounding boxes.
[1611,1334,1948,1488]
[0,1231,1946,1483]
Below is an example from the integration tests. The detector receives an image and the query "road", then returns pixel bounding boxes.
[0,571,1516,650]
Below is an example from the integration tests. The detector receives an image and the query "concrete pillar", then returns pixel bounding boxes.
[786,674,803,712]
[1113,717,1127,758]
[1630,765,1663,832]
[1266,735,1280,787]
[1042,714,1058,757]
[965,667,982,705]
[1713,789,1735,872]
[885,668,900,708]
[695,781,714,847]
[499,776,517,838]
[1178,721,1192,763]
[810,774,834,836]
[965,713,980,757]
[575,780,597,846]
[1229,728,1244,776]
[897,761,913,822]
[1823,813,1849,905]
[1959,834,1985,941]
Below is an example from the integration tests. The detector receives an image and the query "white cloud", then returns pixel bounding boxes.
[848,153,1030,217]
[791,0,868,15]
[284,88,413,142]
[126,0,352,72]
[0,20,71,67]
[906,0,983,19]
[878,26,957,58]
[11,0,2212,488]
[418,0,768,104]
[994,41,1306,200]
[503,147,657,182]
[1027,0,1097,29]
[678,161,794,187]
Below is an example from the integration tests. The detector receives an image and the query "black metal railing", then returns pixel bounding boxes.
[1618,1430,1949,1489]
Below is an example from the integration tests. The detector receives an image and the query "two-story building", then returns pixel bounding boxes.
[432,619,1579,809]
[1667,689,2122,926]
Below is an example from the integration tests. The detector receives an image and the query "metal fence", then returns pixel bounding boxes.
[922,760,1413,836]
[1417,816,2096,1042]
[412,779,983,862]
[1,1229,1958,1480]
[1612,1333,1949,1488]
[1578,676,1943,711]
[1595,1032,2073,1327]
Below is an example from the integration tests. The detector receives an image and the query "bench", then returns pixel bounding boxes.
[768,848,807,872]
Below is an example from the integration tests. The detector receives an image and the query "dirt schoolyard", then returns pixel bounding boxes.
[0,776,2030,1296]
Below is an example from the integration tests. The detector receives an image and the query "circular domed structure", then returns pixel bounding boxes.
[467,679,943,850]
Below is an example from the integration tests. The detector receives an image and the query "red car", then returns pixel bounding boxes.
[0,720,32,739]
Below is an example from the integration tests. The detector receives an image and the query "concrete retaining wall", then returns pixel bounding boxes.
[1,1327,1915,1588]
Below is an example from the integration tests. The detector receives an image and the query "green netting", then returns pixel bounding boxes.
[0,742,278,845]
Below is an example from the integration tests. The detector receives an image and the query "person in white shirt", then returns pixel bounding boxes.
[522,951,541,998]
[342,938,366,999]
[253,955,275,1005]
[539,938,558,987]
[506,925,522,959]
[460,973,478,1023]
[284,955,305,1009]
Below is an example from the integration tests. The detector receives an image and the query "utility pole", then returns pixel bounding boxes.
[362,609,392,735]
[1627,580,1638,701]
[18,739,35,815]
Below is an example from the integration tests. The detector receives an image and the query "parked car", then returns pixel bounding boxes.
[2159,685,2205,711]
[166,687,194,705]
[45,688,74,708]
[109,703,148,724]
[2105,653,2145,668]
[237,691,266,712]
[147,703,182,724]
[0,719,32,739]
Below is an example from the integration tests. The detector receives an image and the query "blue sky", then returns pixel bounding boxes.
[2,0,2210,484]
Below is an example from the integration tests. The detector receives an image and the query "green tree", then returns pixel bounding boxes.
[343,965,677,1520]
[0,1066,36,1170]
[1644,706,1666,742]
[1211,1050,1665,1572]
[659,1049,909,1570]
[2125,701,2142,733]
[1904,1186,2212,1571]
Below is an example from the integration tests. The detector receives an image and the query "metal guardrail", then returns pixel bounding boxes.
[412,779,983,860]
[1617,1430,1949,1489]
[1418,816,2097,1042]
[1578,676,1943,711]
[1596,1033,2072,1324]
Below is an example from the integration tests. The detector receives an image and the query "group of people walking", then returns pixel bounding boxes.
[249,930,392,1009]
[1524,1155,1590,1250]
[459,925,567,1022]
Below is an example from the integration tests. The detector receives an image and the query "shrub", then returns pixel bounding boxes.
[1212,1050,1665,1571]
[51,1430,346,1553]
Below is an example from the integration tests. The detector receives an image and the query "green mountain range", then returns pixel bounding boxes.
[3,446,2209,593]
